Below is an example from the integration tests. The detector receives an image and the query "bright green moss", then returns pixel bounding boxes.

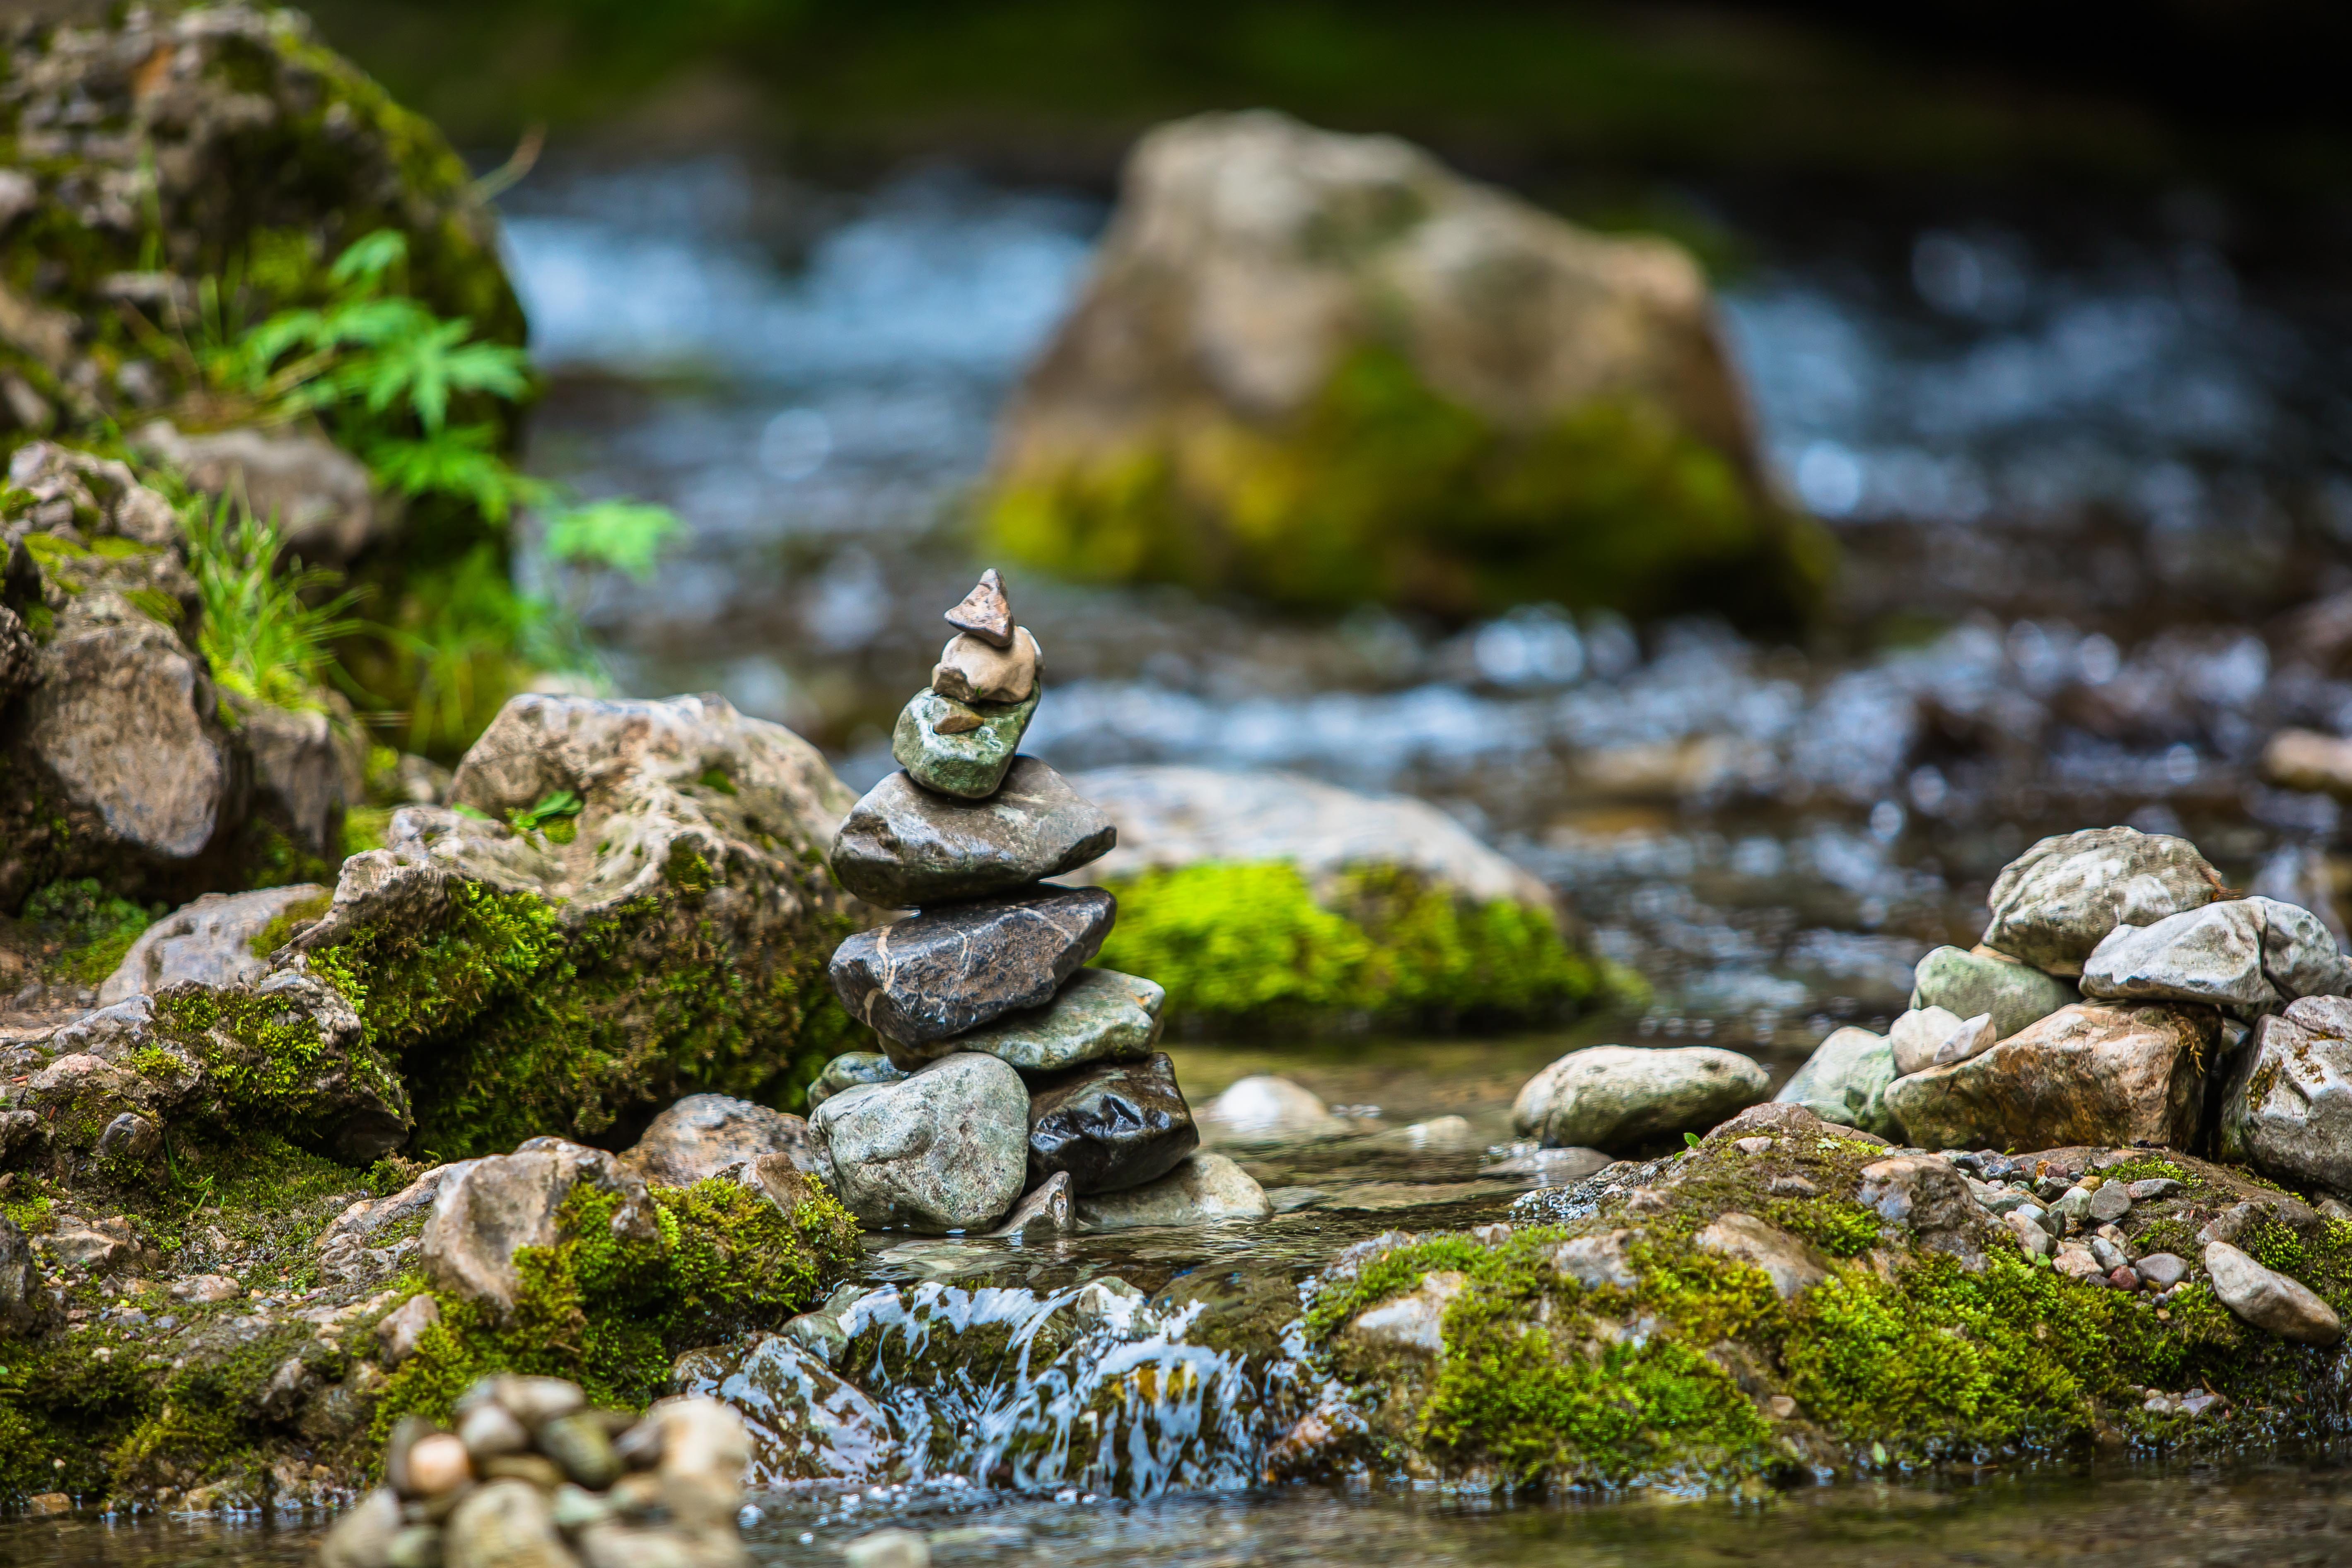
[378,1174,862,1425]
[988,345,1834,631]
[21,877,155,985]
[1093,861,1594,1032]
[307,879,864,1159]
[248,889,335,960]
[1307,1136,2352,1490]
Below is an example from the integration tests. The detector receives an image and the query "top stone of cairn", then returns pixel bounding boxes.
[946,568,1015,649]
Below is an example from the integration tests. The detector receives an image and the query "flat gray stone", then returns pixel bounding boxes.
[1075,1151,1271,1231]
[1511,1045,1769,1153]
[621,1092,811,1187]
[828,756,1115,908]
[890,685,1038,801]
[827,886,1116,1046]
[1981,826,2226,976]
[2083,896,2352,1012]
[1910,945,2079,1040]
[2203,1239,2342,1344]
[808,1053,1030,1233]
[1026,1050,1199,1195]
[2219,995,2352,1192]
[1774,1025,1897,1137]
[901,967,1164,1071]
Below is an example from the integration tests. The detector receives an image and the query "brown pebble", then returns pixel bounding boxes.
[404,1433,473,1498]
[945,568,1014,648]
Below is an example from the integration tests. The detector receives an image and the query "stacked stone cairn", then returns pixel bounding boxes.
[810,570,1256,1234]
[321,1376,754,1568]
[1512,825,2352,1351]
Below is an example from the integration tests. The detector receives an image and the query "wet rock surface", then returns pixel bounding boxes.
[2203,1241,2343,1345]
[2081,896,2352,1012]
[827,885,1117,1046]
[1075,1150,1273,1230]
[1025,1050,1199,1194]
[828,756,1115,908]
[891,685,1040,800]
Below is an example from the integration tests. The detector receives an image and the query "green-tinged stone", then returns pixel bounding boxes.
[905,967,1165,1072]
[1911,945,2079,1039]
[890,685,1040,800]
[807,1051,906,1110]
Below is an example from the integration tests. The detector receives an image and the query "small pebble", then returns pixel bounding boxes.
[2108,1266,2140,1291]
[1733,1136,1774,1155]
[457,1401,529,1462]
[1768,1175,1819,1198]
[405,1434,472,1498]
[2127,1178,2183,1202]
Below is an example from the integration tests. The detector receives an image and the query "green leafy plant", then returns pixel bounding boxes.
[182,494,367,713]
[510,790,584,841]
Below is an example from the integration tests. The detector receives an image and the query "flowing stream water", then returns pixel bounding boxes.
[12,157,2352,1562]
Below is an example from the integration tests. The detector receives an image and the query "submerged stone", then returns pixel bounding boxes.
[1910,945,2079,1040]
[808,1053,1030,1233]
[1200,1074,1346,1140]
[1980,826,2227,976]
[829,757,1115,908]
[827,886,1117,1046]
[901,967,1164,1071]
[890,685,1040,800]
[1026,1050,1199,1194]
[1512,1044,1769,1153]
[1075,1150,1272,1230]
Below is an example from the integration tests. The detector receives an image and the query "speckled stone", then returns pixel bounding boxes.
[827,886,1117,1046]
[900,966,1164,1070]
[891,684,1039,800]
[1026,1050,1199,1195]
[829,756,1114,908]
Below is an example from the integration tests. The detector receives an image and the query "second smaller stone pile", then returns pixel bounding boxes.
[815,570,1266,1234]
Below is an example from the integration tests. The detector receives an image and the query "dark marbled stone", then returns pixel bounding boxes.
[829,757,1116,908]
[1026,1050,1199,1196]
[827,886,1117,1046]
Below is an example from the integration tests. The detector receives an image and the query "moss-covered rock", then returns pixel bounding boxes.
[1286,1108,2352,1491]
[1069,763,1603,1032]
[293,692,879,1159]
[985,111,1831,630]
[0,2,519,449]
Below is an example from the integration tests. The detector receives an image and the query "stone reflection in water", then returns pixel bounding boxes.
[677,1279,1304,1498]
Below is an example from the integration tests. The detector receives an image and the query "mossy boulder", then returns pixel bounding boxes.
[984,110,1830,629]
[290,692,879,1159]
[1286,1107,2352,1492]
[0,1,519,449]
[1067,765,1596,1031]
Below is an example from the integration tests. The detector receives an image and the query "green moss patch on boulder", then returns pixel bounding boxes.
[1290,1109,2352,1491]
[1093,861,1593,1033]
[984,112,1831,630]
[294,692,879,1159]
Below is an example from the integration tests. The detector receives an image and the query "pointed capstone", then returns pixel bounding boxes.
[945,568,1015,649]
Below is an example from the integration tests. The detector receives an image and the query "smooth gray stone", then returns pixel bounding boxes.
[1511,1045,1769,1153]
[829,757,1115,908]
[2219,996,2352,1193]
[2203,1239,2343,1345]
[1026,1051,1199,1195]
[1981,826,2226,976]
[901,967,1164,1071]
[827,886,1116,1046]
[808,1053,1030,1233]
[807,1051,906,1111]
[890,684,1039,801]
[1910,945,2079,1040]
[2082,896,2352,1012]
[1775,1025,1897,1137]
